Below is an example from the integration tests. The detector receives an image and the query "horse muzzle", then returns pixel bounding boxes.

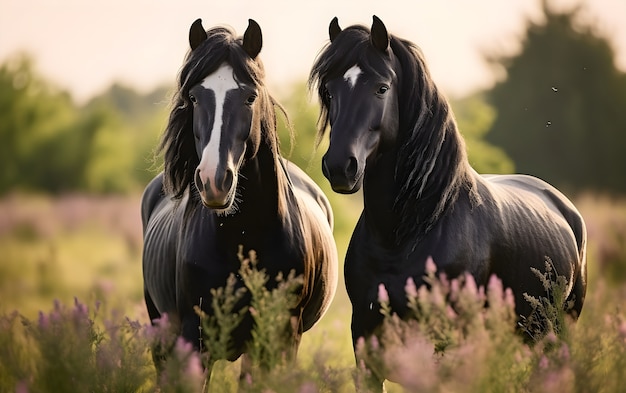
[194,167,236,209]
[322,154,363,194]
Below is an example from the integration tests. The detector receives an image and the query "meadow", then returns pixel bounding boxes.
[0,192,625,392]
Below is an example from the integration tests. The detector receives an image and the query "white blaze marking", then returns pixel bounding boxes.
[197,64,239,194]
[343,65,362,88]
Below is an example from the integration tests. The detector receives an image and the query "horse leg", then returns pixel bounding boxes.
[567,270,586,319]
[144,289,169,373]
[354,358,386,393]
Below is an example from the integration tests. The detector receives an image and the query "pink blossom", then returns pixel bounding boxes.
[38,311,49,329]
[463,274,478,297]
[449,278,461,302]
[298,382,318,393]
[15,381,28,393]
[405,277,418,299]
[539,355,549,370]
[174,337,194,358]
[378,284,389,304]
[184,352,204,380]
[369,335,380,351]
[504,288,515,308]
[425,256,437,275]
[559,343,571,362]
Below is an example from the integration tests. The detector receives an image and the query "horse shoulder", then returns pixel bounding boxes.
[282,159,334,229]
[141,172,167,230]
[281,159,338,330]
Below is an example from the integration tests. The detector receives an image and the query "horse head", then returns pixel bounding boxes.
[185,19,266,213]
[316,16,400,194]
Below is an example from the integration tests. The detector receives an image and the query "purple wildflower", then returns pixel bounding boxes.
[378,284,389,304]
[425,256,437,275]
[405,277,418,299]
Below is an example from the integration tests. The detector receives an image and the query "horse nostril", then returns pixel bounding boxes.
[222,169,234,192]
[346,157,358,179]
[195,168,204,191]
[322,157,331,179]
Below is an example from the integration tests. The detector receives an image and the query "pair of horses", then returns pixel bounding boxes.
[142,16,587,391]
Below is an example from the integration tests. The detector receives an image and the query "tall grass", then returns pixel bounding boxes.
[1,194,626,392]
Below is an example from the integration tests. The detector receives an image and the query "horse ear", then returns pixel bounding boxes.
[370,15,389,53]
[329,17,342,42]
[189,18,207,51]
[243,19,263,59]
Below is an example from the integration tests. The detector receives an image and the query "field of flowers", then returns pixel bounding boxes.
[0,193,625,392]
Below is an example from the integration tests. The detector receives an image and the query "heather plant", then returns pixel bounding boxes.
[353,258,602,393]
[195,248,353,392]
[0,298,154,393]
[518,258,575,343]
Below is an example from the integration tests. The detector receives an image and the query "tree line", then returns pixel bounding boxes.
[1,0,624,196]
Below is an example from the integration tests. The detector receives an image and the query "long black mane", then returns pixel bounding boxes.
[160,25,279,200]
[309,26,480,244]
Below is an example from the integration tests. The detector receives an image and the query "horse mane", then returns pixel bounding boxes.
[309,25,480,245]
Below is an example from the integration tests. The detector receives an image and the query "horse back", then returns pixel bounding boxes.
[483,174,587,315]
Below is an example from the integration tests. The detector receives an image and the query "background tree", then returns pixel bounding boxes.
[485,0,626,194]
[0,53,170,195]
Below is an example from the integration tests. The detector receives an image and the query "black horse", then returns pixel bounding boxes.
[309,16,587,390]
[142,19,337,380]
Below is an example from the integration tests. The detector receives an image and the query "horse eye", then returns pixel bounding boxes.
[189,94,197,104]
[377,85,389,95]
[325,89,333,101]
[245,94,257,106]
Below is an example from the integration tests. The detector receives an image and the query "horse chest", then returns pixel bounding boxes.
[179,216,303,286]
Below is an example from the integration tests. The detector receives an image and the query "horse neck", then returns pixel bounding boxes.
[364,97,476,247]
[362,151,402,246]
[234,140,282,225]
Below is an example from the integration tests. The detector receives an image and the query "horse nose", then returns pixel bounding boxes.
[346,157,358,179]
[322,156,331,180]
[322,154,358,181]
[195,167,234,194]
[216,168,234,193]
[195,167,209,195]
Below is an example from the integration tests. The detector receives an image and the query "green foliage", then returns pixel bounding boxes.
[195,273,248,367]
[236,249,303,372]
[0,53,81,193]
[451,94,515,174]
[486,0,626,194]
[518,259,575,342]
[0,299,153,393]
[0,53,168,195]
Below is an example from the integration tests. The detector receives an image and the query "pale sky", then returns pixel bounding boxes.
[1,0,625,103]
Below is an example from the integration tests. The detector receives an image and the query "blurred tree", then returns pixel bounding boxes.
[0,53,170,194]
[0,53,84,193]
[451,94,515,174]
[276,82,327,185]
[83,83,170,191]
[485,0,626,194]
